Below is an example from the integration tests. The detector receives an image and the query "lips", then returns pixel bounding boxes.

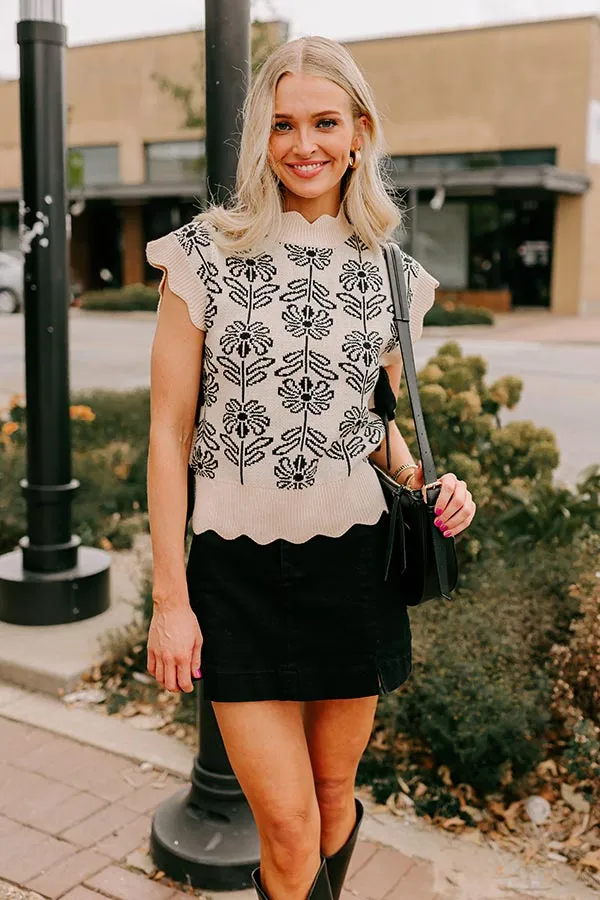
[286,161,330,178]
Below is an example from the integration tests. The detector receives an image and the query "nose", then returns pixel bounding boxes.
[293,126,317,158]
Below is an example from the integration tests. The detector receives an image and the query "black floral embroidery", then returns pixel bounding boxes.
[218,252,278,483]
[190,447,218,479]
[279,376,334,415]
[177,222,210,256]
[220,321,273,358]
[175,221,223,306]
[222,398,270,440]
[275,454,318,490]
[383,251,418,354]
[282,304,332,340]
[341,330,383,368]
[273,244,337,479]
[339,259,383,294]
[285,245,333,269]
[225,254,276,283]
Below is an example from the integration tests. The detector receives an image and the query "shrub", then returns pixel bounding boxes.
[424,304,494,327]
[0,390,150,554]
[395,342,599,559]
[79,283,158,312]
[358,541,584,801]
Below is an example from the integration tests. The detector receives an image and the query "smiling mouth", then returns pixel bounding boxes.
[286,161,330,176]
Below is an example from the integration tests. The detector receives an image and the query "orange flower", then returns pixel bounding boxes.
[69,405,96,422]
[1,421,19,436]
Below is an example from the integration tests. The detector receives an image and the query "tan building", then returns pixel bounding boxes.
[1,15,600,314]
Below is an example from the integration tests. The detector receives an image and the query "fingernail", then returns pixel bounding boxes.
[443,530,452,538]
[434,518,443,528]
[194,668,202,679]
[435,507,442,516]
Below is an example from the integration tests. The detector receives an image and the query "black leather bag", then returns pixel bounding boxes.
[373,242,458,606]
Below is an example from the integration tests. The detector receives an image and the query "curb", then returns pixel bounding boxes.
[0,681,194,778]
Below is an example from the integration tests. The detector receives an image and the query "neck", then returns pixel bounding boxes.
[283,187,342,223]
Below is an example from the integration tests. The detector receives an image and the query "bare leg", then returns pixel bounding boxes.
[303,695,378,856]
[212,699,322,900]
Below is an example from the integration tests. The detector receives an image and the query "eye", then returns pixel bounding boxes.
[272,121,291,132]
[317,118,338,129]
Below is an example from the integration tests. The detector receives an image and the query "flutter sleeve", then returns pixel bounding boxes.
[145,224,208,331]
[380,252,439,366]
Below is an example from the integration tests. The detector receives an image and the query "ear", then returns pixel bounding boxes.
[353,114,369,150]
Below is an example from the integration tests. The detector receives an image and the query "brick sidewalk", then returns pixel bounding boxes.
[0,718,446,900]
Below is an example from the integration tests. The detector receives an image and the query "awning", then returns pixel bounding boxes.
[392,164,590,195]
[0,181,206,204]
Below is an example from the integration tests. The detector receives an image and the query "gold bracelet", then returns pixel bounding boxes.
[391,463,417,484]
[404,470,418,489]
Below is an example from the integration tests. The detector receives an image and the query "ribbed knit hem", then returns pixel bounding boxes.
[191,460,388,544]
[146,231,207,330]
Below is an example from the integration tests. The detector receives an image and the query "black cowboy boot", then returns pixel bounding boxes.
[323,798,364,900]
[251,856,333,899]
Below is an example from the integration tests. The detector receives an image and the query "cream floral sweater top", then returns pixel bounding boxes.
[146,208,438,544]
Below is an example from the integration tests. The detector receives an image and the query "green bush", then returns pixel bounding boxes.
[424,304,495,327]
[79,283,158,312]
[395,342,599,559]
[0,390,150,554]
[358,541,583,801]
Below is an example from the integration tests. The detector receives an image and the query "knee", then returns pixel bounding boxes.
[259,803,320,872]
[314,774,356,816]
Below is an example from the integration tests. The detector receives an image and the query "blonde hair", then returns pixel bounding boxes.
[196,36,401,252]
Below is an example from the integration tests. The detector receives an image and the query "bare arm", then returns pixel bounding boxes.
[146,276,205,692]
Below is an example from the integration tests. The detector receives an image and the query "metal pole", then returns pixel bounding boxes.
[150,2,258,889]
[0,0,110,625]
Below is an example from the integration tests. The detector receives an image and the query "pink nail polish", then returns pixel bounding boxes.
[194,668,202,679]
[435,507,442,516]
[434,518,442,528]
[443,530,451,538]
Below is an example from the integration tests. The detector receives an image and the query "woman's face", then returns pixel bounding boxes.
[269,72,366,213]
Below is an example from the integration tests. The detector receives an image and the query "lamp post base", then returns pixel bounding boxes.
[151,779,260,890]
[0,545,110,625]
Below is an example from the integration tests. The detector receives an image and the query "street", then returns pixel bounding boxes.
[1,311,599,484]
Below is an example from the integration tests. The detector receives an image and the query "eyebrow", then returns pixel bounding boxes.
[273,109,343,119]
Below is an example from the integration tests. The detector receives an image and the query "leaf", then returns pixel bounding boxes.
[340,361,364,394]
[305,426,327,457]
[273,426,302,455]
[246,357,275,386]
[364,366,380,396]
[312,280,335,309]
[346,435,366,457]
[253,283,279,308]
[308,349,338,381]
[244,436,273,466]
[580,849,600,870]
[326,440,344,460]
[216,356,241,386]
[281,277,308,303]
[336,291,362,319]
[275,349,304,378]
[223,276,249,307]
[220,433,240,466]
[366,292,385,320]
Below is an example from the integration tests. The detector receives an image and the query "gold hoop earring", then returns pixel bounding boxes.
[349,148,362,169]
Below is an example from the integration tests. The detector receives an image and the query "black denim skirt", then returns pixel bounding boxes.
[185,511,412,702]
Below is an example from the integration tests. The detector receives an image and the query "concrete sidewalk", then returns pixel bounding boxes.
[425,309,600,344]
[0,688,596,900]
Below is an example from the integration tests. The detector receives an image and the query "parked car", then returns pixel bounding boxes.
[0,251,23,315]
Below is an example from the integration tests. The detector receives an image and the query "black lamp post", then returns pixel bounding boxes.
[0,0,110,626]
[150,0,259,889]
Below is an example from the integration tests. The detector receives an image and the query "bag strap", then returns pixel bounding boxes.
[381,241,438,487]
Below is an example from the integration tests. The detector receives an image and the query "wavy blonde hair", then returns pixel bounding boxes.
[196,36,401,252]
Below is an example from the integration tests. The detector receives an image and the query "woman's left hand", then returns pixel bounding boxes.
[409,463,476,538]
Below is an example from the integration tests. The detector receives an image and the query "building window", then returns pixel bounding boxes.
[146,141,205,184]
[0,204,19,252]
[392,148,556,173]
[413,202,469,290]
[68,146,120,188]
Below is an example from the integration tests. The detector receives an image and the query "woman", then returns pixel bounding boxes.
[146,36,475,900]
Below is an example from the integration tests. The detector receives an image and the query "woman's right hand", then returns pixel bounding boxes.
[147,600,203,693]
